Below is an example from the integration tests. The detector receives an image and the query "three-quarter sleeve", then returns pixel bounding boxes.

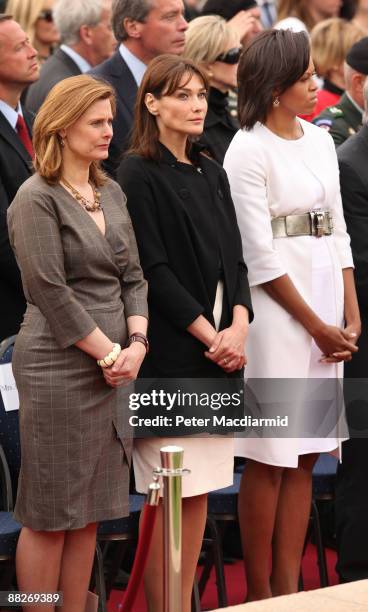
[219,170,253,319]
[224,134,287,287]
[110,183,148,319]
[234,262,253,318]
[325,133,354,270]
[118,159,205,330]
[7,186,97,348]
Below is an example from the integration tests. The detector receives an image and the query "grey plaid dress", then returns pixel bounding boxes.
[7,174,148,531]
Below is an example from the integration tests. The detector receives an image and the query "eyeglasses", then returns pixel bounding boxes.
[215,47,242,65]
[38,9,53,22]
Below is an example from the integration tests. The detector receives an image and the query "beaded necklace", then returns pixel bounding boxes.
[61,178,102,213]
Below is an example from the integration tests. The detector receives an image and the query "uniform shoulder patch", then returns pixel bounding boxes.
[314,118,333,131]
[328,106,343,116]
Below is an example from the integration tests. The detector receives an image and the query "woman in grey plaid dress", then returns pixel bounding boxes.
[7,75,148,611]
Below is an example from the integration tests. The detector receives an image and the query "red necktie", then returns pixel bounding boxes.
[16,114,34,159]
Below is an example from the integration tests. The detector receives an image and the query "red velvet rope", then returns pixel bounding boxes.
[118,503,158,612]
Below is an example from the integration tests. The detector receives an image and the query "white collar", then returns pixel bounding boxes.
[346,91,364,116]
[60,44,92,73]
[0,99,22,130]
[119,43,147,86]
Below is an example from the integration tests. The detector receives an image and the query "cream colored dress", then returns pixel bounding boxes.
[133,281,235,497]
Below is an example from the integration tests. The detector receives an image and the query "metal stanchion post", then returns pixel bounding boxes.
[154,445,190,612]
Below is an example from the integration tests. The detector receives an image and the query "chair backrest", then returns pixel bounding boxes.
[0,337,20,501]
[0,445,13,511]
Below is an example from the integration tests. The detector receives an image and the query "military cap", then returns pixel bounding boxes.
[201,0,257,20]
[346,37,368,75]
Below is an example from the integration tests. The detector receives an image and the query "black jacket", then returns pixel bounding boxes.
[90,51,138,178]
[338,123,368,378]
[25,49,81,114]
[117,144,253,377]
[0,109,33,340]
[199,88,239,164]
[338,123,368,309]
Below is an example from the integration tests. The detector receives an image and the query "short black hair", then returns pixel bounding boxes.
[201,0,257,21]
[238,29,310,130]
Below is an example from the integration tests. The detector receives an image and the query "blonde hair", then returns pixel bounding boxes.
[184,15,239,65]
[311,18,365,77]
[277,0,316,32]
[33,74,116,186]
[6,0,46,47]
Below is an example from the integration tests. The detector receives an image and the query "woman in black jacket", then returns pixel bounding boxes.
[118,55,252,612]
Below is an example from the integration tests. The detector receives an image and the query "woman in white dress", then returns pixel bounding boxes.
[224,29,361,601]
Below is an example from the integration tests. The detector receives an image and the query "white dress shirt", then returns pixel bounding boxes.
[60,44,92,73]
[119,43,147,86]
[0,99,23,130]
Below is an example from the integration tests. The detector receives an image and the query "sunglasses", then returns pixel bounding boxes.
[38,9,53,22]
[215,47,242,65]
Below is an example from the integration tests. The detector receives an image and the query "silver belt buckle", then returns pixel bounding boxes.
[310,209,326,237]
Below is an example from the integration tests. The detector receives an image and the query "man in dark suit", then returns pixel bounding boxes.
[90,0,188,177]
[0,15,39,341]
[25,0,116,114]
[335,79,368,583]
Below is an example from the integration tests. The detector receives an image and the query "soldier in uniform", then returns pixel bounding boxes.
[335,78,368,584]
[313,36,368,147]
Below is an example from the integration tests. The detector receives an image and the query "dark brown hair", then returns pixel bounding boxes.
[238,29,310,130]
[128,54,209,161]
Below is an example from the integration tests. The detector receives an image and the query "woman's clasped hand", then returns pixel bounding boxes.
[205,322,248,372]
[315,322,360,363]
[102,341,147,387]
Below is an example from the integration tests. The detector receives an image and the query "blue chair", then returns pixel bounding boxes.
[198,473,242,609]
[0,338,21,590]
[313,453,338,499]
[96,493,145,603]
[0,443,21,589]
[0,336,20,504]
[308,453,338,588]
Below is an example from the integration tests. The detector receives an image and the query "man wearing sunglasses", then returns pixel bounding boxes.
[25,0,116,114]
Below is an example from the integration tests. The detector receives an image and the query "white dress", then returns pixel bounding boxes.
[224,121,353,467]
[133,281,235,497]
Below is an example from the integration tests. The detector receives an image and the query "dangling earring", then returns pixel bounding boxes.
[273,97,280,107]
[59,136,65,147]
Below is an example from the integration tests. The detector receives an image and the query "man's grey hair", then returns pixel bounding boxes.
[363,76,368,122]
[112,0,153,42]
[53,0,105,45]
